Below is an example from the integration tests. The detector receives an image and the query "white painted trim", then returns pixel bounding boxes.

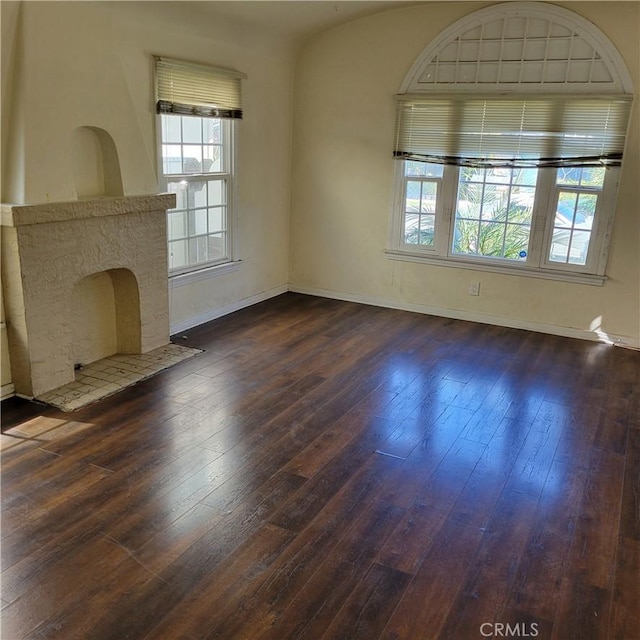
[288,284,640,349]
[1,382,15,400]
[170,284,288,335]
[400,2,633,94]
[384,250,607,286]
[169,260,242,288]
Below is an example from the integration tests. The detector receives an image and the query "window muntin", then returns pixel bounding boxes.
[394,161,619,279]
[160,114,232,273]
[547,167,605,267]
[452,167,537,261]
[402,162,442,247]
[390,4,632,284]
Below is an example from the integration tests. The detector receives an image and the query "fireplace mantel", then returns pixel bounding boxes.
[1,193,176,398]
[1,194,175,227]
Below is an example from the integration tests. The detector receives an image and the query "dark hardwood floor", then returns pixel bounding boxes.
[1,292,639,640]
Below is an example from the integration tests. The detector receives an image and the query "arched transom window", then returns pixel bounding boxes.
[388,2,634,284]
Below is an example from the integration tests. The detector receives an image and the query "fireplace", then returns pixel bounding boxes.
[1,193,175,398]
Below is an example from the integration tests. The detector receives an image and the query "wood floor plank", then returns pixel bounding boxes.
[436,489,540,640]
[619,428,640,541]
[380,517,486,640]
[503,459,589,623]
[1,293,637,640]
[141,523,296,640]
[206,454,404,639]
[319,563,411,640]
[253,501,405,640]
[609,536,640,640]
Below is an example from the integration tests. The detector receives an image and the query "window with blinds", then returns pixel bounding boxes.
[394,94,632,168]
[155,57,245,119]
[155,57,244,275]
[388,3,634,284]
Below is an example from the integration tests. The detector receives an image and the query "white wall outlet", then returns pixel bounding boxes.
[468,281,480,296]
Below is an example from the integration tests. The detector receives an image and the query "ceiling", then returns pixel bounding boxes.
[189,0,423,43]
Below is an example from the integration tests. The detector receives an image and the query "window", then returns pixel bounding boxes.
[155,57,245,275]
[387,3,633,285]
[453,166,537,261]
[395,160,620,281]
[390,95,631,283]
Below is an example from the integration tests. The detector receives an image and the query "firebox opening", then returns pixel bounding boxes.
[71,268,141,369]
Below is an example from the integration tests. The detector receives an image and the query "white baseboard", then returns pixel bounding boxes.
[1,382,15,400]
[288,284,640,350]
[170,284,289,335]
[3,282,635,404]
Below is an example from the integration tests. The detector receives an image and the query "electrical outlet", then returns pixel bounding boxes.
[468,281,480,296]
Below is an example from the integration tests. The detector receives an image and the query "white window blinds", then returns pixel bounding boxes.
[394,94,632,168]
[155,57,245,119]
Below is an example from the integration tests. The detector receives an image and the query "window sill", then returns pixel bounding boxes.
[385,249,606,286]
[169,260,242,287]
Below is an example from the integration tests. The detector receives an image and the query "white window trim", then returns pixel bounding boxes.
[169,259,243,287]
[387,162,621,286]
[158,116,240,277]
[387,2,632,286]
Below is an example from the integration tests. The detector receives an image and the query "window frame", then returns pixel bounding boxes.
[158,113,239,277]
[388,161,621,285]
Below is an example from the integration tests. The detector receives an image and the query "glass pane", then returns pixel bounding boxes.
[182,116,202,143]
[453,219,479,255]
[418,215,435,245]
[556,167,582,186]
[404,161,443,178]
[568,230,591,265]
[168,211,187,240]
[190,181,207,208]
[167,180,189,209]
[508,185,535,224]
[460,167,484,183]
[405,161,426,177]
[549,229,570,262]
[404,213,420,244]
[504,223,530,259]
[163,145,183,175]
[203,118,222,144]
[579,167,605,188]
[188,237,207,264]
[575,193,597,229]
[485,168,511,185]
[161,115,181,143]
[478,222,505,256]
[207,179,225,205]
[405,181,421,212]
[457,182,482,219]
[182,145,203,173]
[203,145,222,173]
[512,168,538,187]
[190,209,208,236]
[556,192,577,227]
[480,185,509,220]
[420,182,437,213]
[208,207,225,233]
[169,240,187,269]
[424,163,443,178]
[208,233,227,261]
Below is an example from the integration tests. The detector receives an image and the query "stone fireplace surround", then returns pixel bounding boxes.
[1,193,175,398]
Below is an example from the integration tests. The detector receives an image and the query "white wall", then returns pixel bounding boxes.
[289,1,640,346]
[1,0,295,335]
[1,0,638,385]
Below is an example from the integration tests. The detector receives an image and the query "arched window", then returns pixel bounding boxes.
[388,2,633,284]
